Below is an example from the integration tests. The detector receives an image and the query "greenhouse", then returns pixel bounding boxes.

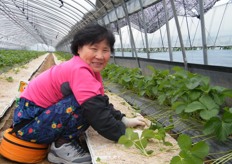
[0,0,232,164]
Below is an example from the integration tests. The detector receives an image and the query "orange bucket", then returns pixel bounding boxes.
[0,128,49,163]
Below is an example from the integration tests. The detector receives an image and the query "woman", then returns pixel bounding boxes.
[13,23,146,164]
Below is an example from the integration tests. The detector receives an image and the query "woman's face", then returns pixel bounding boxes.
[78,39,111,73]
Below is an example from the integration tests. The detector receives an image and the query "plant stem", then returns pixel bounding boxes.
[211,152,232,164]
[209,150,232,155]
[191,134,212,140]
[133,140,149,156]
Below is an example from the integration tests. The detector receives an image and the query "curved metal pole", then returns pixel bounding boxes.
[199,0,208,65]
[139,0,150,59]
[71,0,97,20]
[213,1,228,47]
[111,1,124,62]
[192,20,199,46]
[0,1,45,44]
[183,0,192,48]
[170,0,188,70]
[122,0,140,68]
[162,0,173,61]
[155,5,165,51]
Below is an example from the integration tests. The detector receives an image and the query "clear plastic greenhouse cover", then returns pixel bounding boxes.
[103,0,218,33]
[0,0,231,51]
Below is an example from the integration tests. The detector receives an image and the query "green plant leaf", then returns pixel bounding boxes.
[141,129,155,139]
[200,76,210,87]
[169,115,174,123]
[146,150,154,155]
[185,101,206,113]
[230,108,232,113]
[147,65,156,73]
[211,85,226,92]
[179,150,204,164]
[222,111,232,123]
[173,69,188,79]
[153,133,163,141]
[179,151,192,162]
[125,128,134,138]
[149,122,163,130]
[177,134,192,150]
[203,117,221,135]
[185,157,203,164]
[191,141,209,159]
[186,77,201,89]
[222,89,232,97]
[172,66,183,72]
[151,86,158,95]
[212,92,224,106]
[158,94,166,105]
[216,121,232,141]
[170,156,183,164]
[157,128,166,140]
[96,157,101,162]
[139,90,146,96]
[199,94,219,110]
[164,124,174,132]
[189,91,201,101]
[118,135,133,148]
[118,128,139,147]
[199,109,219,120]
[122,76,131,83]
[203,117,232,141]
[163,141,173,146]
[172,101,186,114]
[135,138,148,150]
[224,106,232,113]
[125,128,139,140]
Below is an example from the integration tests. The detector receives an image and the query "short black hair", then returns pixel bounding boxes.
[70,23,115,56]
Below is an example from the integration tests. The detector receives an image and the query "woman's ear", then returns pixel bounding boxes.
[77,46,81,53]
[77,48,80,55]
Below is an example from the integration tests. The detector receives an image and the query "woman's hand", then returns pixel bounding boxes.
[121,115,146,128]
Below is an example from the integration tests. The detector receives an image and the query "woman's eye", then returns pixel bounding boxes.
[91,48,97,51]
[103,49,110,52]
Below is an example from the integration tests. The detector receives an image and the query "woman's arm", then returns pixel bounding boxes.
[81,94,126,142]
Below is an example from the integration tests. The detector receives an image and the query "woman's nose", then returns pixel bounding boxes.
[95,51,104,59]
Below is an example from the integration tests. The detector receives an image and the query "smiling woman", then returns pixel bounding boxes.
[70,23,115,73]
[2,23,146,164]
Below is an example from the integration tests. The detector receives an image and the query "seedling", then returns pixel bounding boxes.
[13,67,20,74]
[96,157,107,164]
[118,127,173,156]
[5,76,13,82]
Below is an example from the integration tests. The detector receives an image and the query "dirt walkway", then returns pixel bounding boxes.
[0,53,50,118]
[0,53,56,164]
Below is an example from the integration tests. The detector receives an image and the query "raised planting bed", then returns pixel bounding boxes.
[86,91,180,164]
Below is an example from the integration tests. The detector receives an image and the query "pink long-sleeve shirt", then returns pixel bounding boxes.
[21,56,104,108]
